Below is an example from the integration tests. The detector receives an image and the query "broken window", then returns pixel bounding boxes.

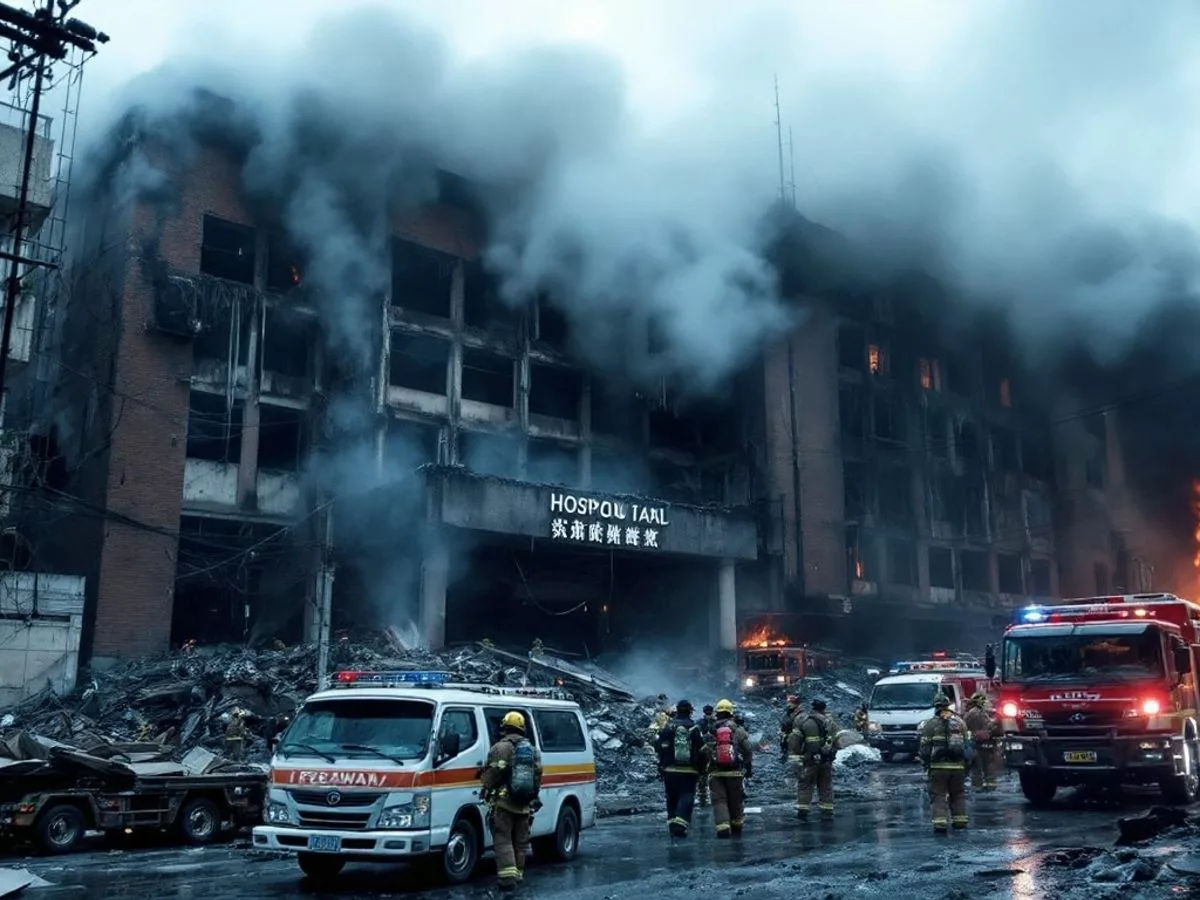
[929,547,954,589]
[1094,561,1110,594]
[998,378,1013,408]
[591,382,641,440]
[872,393,906,444]
[651,458,700,502]
[932,472,967,533]
[391,239,453,319]
[964,479,987,536]
[265,232,304,293]
[460,429,520,479]
[845,527,877,582]
[1029,558,1052,596]
[1022,433,1053,482]
[955,420,980,464]
[878,468,912,525]
[998,553,1023,594]
[918,357,942,392]
[193,303,250,365]
[526,438,578,486]
[843,461,866,521]
[992,427,1019,471]
[463,261,514,332]
[200,216,256,285]
[257,403,305,470]
[529,364,582,420]
[534,293,569,346]
[461,350,514,406]
[261,307,314,378]
[839,385,866,447]
[867,341,888,376]
[838,325,865,370]
[925,408,949,459]
[961,550,989,592]
[649,407,696,451]
[887,540,917,586]
[186,391,242,463]
[389,333,450,394]
[386,417,441,471]
[1024,490,1052,532]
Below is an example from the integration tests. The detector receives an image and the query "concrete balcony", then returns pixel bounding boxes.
[182,458,303,517]
[0,102,54,222]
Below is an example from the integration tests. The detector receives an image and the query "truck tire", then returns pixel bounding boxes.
[1160,740,1200,805]
[298,853,345,880]
[1019,771,1057,807]
[442,816,479,884]
[879,751,894,763]
[178,798,221,845]
[35,804,85,854]
[533,804,580,862]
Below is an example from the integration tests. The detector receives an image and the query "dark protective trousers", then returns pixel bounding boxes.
[663,771,698,834]
[490,808,532,884]
[797,763,834,815]
[697,771,710,806]
[710,774,746,835]
[970,745,1002,790]
[928,768,967,829]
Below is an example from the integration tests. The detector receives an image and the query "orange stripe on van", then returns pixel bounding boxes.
[273,761,596,792]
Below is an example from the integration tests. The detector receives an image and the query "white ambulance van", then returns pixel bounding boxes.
[252,670,597,883]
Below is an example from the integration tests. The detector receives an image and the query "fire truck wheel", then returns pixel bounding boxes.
[178,798,221,845]
[1018,771,1057,807]
[34,804,85,854]
[1160,740,1200,805]
[298,853,345,880]
[879,752,894,763]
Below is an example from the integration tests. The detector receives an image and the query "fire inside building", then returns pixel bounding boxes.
[0,114,1164,670]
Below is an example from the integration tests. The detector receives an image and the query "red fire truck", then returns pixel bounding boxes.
[998,593,1200,806]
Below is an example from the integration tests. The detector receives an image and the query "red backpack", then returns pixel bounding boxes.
[713,722,738,768]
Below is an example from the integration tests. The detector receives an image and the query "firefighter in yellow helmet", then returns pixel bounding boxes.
[918,694,972,833]
[481,711,543,889]
[703,699,753,838]
[963,691,1002,791]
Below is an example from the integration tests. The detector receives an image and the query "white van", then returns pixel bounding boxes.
[252,670,597,883]
[865,658,991,762]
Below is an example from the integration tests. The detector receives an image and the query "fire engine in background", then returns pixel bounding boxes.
[998,593,1200,807]
[865,652,996,762]
[736,615,835,694]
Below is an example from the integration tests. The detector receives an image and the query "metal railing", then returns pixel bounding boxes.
[0,100,51,140]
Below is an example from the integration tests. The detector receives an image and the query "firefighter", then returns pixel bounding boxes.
[853,704,869,736]
[656,699,705,837]
[481,711,543,889]
[706,699,753,838]
[963,691,1002,791]
[696,704,715,807]
[919,694,972,833]
[779,695,801,762]
[789,699,840,819]
[224,708,247,761]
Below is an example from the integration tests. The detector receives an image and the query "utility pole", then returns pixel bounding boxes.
[0,0,106,403]
[773,75,787,203]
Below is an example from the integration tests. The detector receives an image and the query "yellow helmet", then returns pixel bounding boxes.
[501,711,526,732]
[715,699,735,715]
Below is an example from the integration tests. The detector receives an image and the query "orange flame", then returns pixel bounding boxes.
[739,625,792,649]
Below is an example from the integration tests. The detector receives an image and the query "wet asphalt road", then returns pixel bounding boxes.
[4,766,1189,899]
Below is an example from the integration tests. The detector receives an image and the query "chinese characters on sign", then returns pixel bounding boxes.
[548,491,670,550]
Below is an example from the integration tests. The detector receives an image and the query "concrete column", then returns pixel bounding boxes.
[421,536,449,649]
[237,297,262,508]
[718,558,737,651]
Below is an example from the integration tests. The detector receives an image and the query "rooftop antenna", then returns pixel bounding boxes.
[773,74,787,204]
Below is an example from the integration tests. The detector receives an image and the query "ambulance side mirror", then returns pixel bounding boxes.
[436,731,462,766]
[984,644,996,680]
[1174,646,1192,677]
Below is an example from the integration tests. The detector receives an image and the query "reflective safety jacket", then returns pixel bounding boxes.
[787,712,840,766]
[481,734,544,814]
[657,716,705,775]
[919,712,971,771]
[963,706,1001,748]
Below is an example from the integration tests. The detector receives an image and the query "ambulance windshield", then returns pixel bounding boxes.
[870,681,940,711]
[280,698,435,762]
[1003,628,1164,683]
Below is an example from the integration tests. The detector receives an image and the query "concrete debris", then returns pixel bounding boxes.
[0,868,51,896]
[834,743,880,769]
[1115,805,1189,845]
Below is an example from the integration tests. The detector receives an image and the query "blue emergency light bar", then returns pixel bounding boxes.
[889,659,984,674]
[332,670,452,687]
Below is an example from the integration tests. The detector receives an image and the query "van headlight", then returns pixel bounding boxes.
[266,802,292,825]
[744,676,756,688]
[378,792,431,830]
[775,675,786,684]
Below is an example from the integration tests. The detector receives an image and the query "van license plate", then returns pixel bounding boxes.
[307,834,341,853]
[1065,751,1097,764]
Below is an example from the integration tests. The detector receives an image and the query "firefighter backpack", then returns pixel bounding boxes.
[507,738,538,805]
[712,722,739,769]
[672,724,693,767]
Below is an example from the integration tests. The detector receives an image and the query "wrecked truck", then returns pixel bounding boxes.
[0,740,266,854]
